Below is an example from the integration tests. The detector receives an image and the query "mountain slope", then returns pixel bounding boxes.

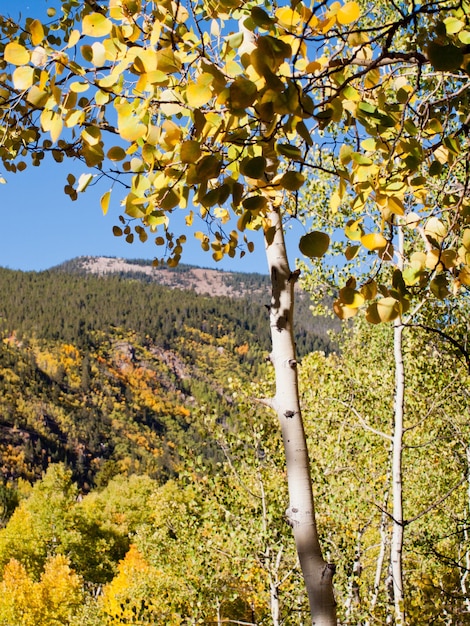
[0,262,334,487]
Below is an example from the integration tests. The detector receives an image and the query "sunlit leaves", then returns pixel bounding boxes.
[4,42,30,66]
[12,67,34,91]
[82,13,113,38]
[336,2,360,25]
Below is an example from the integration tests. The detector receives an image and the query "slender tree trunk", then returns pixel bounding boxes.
[263,208,337,626]
[391,317,405,624]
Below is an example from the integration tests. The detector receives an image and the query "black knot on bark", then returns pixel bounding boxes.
[284,410,295,418]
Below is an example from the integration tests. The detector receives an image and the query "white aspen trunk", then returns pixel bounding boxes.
[263,208,337,626]
[461,446,470,614]
[391,318,405,625]
[367,483,391,623]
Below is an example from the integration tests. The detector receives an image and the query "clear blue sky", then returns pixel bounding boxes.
[0,0,305,274]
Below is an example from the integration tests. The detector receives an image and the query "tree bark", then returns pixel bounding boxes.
[391,318,405,625]
[263,208,337,625]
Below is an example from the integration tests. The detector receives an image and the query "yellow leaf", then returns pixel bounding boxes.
[4,42,30,66]
[424,216,447,243]
[276,6,302,29]
[459,266,470,286]
[82,13,113,38]
[77,173,94,192]
[12,66,34,90]
[361,232,388,251]
[187,83,212,108]
[68,29,81,48]
[30,19,45,45]
[101,190,111,215]
[339,286,365,308]
[386,196,405,216]
[31,46,48,66]
[333,300,358,320]
[337,1,360,25]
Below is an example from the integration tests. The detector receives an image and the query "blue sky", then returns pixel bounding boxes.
[0,0,309,274]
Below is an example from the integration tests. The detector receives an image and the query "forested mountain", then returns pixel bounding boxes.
[0,262,333,489]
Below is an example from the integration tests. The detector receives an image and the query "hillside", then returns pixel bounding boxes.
[0,262,334,488]
[53,256,270,298]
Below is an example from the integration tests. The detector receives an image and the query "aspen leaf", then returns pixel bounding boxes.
[229,77,257,109]
[424,216,447,243]
[240,156,267,179]
[107,146,126,161]
[12,66,34,90]
[386,196,405,216]
[187,83,212,108]
[26,85,48,107]
[276,6,302,28]
[82,13,113,38]
[426,42,463,71]
[251,6,274,27]
[366,297,400,324]
[277,143,302,159]
[30,19,45,45]
[345,219,363,241]
[279,171,305,191]
[339,287,364,308]
[299,231,330,258]
[361,280,377,300]
[430,274,449,299]
[462,229,470,250]
[345,244,360,260]
[361,232,388,251]
[101,190,111,215]
[242,195,268,211]
[459,266,470,286]
[337,2,360,24]
[4,42,30,66]
[68,29,81,48]
[196,155,221,180]
[31,46,48,66]
[77,173,94,192]
[405,212,421,228]
[333,300,358,319]
[180,141,202,164]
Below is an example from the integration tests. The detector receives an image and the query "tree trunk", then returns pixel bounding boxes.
[263,208,337,625]
[391,318,405,625]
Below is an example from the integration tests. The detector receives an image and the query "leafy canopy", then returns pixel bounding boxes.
[0,0,469,319]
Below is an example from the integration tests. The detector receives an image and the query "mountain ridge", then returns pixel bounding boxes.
[51,255,272,298]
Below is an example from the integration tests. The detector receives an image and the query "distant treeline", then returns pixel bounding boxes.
[0,266,334,356]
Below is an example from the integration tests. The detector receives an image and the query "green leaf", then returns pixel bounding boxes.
[299,231,330,258]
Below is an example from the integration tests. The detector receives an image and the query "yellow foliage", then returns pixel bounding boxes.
[0,555,83,626]
[101,544,184,625]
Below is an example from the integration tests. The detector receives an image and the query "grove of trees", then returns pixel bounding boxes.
[0,0,469,624]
